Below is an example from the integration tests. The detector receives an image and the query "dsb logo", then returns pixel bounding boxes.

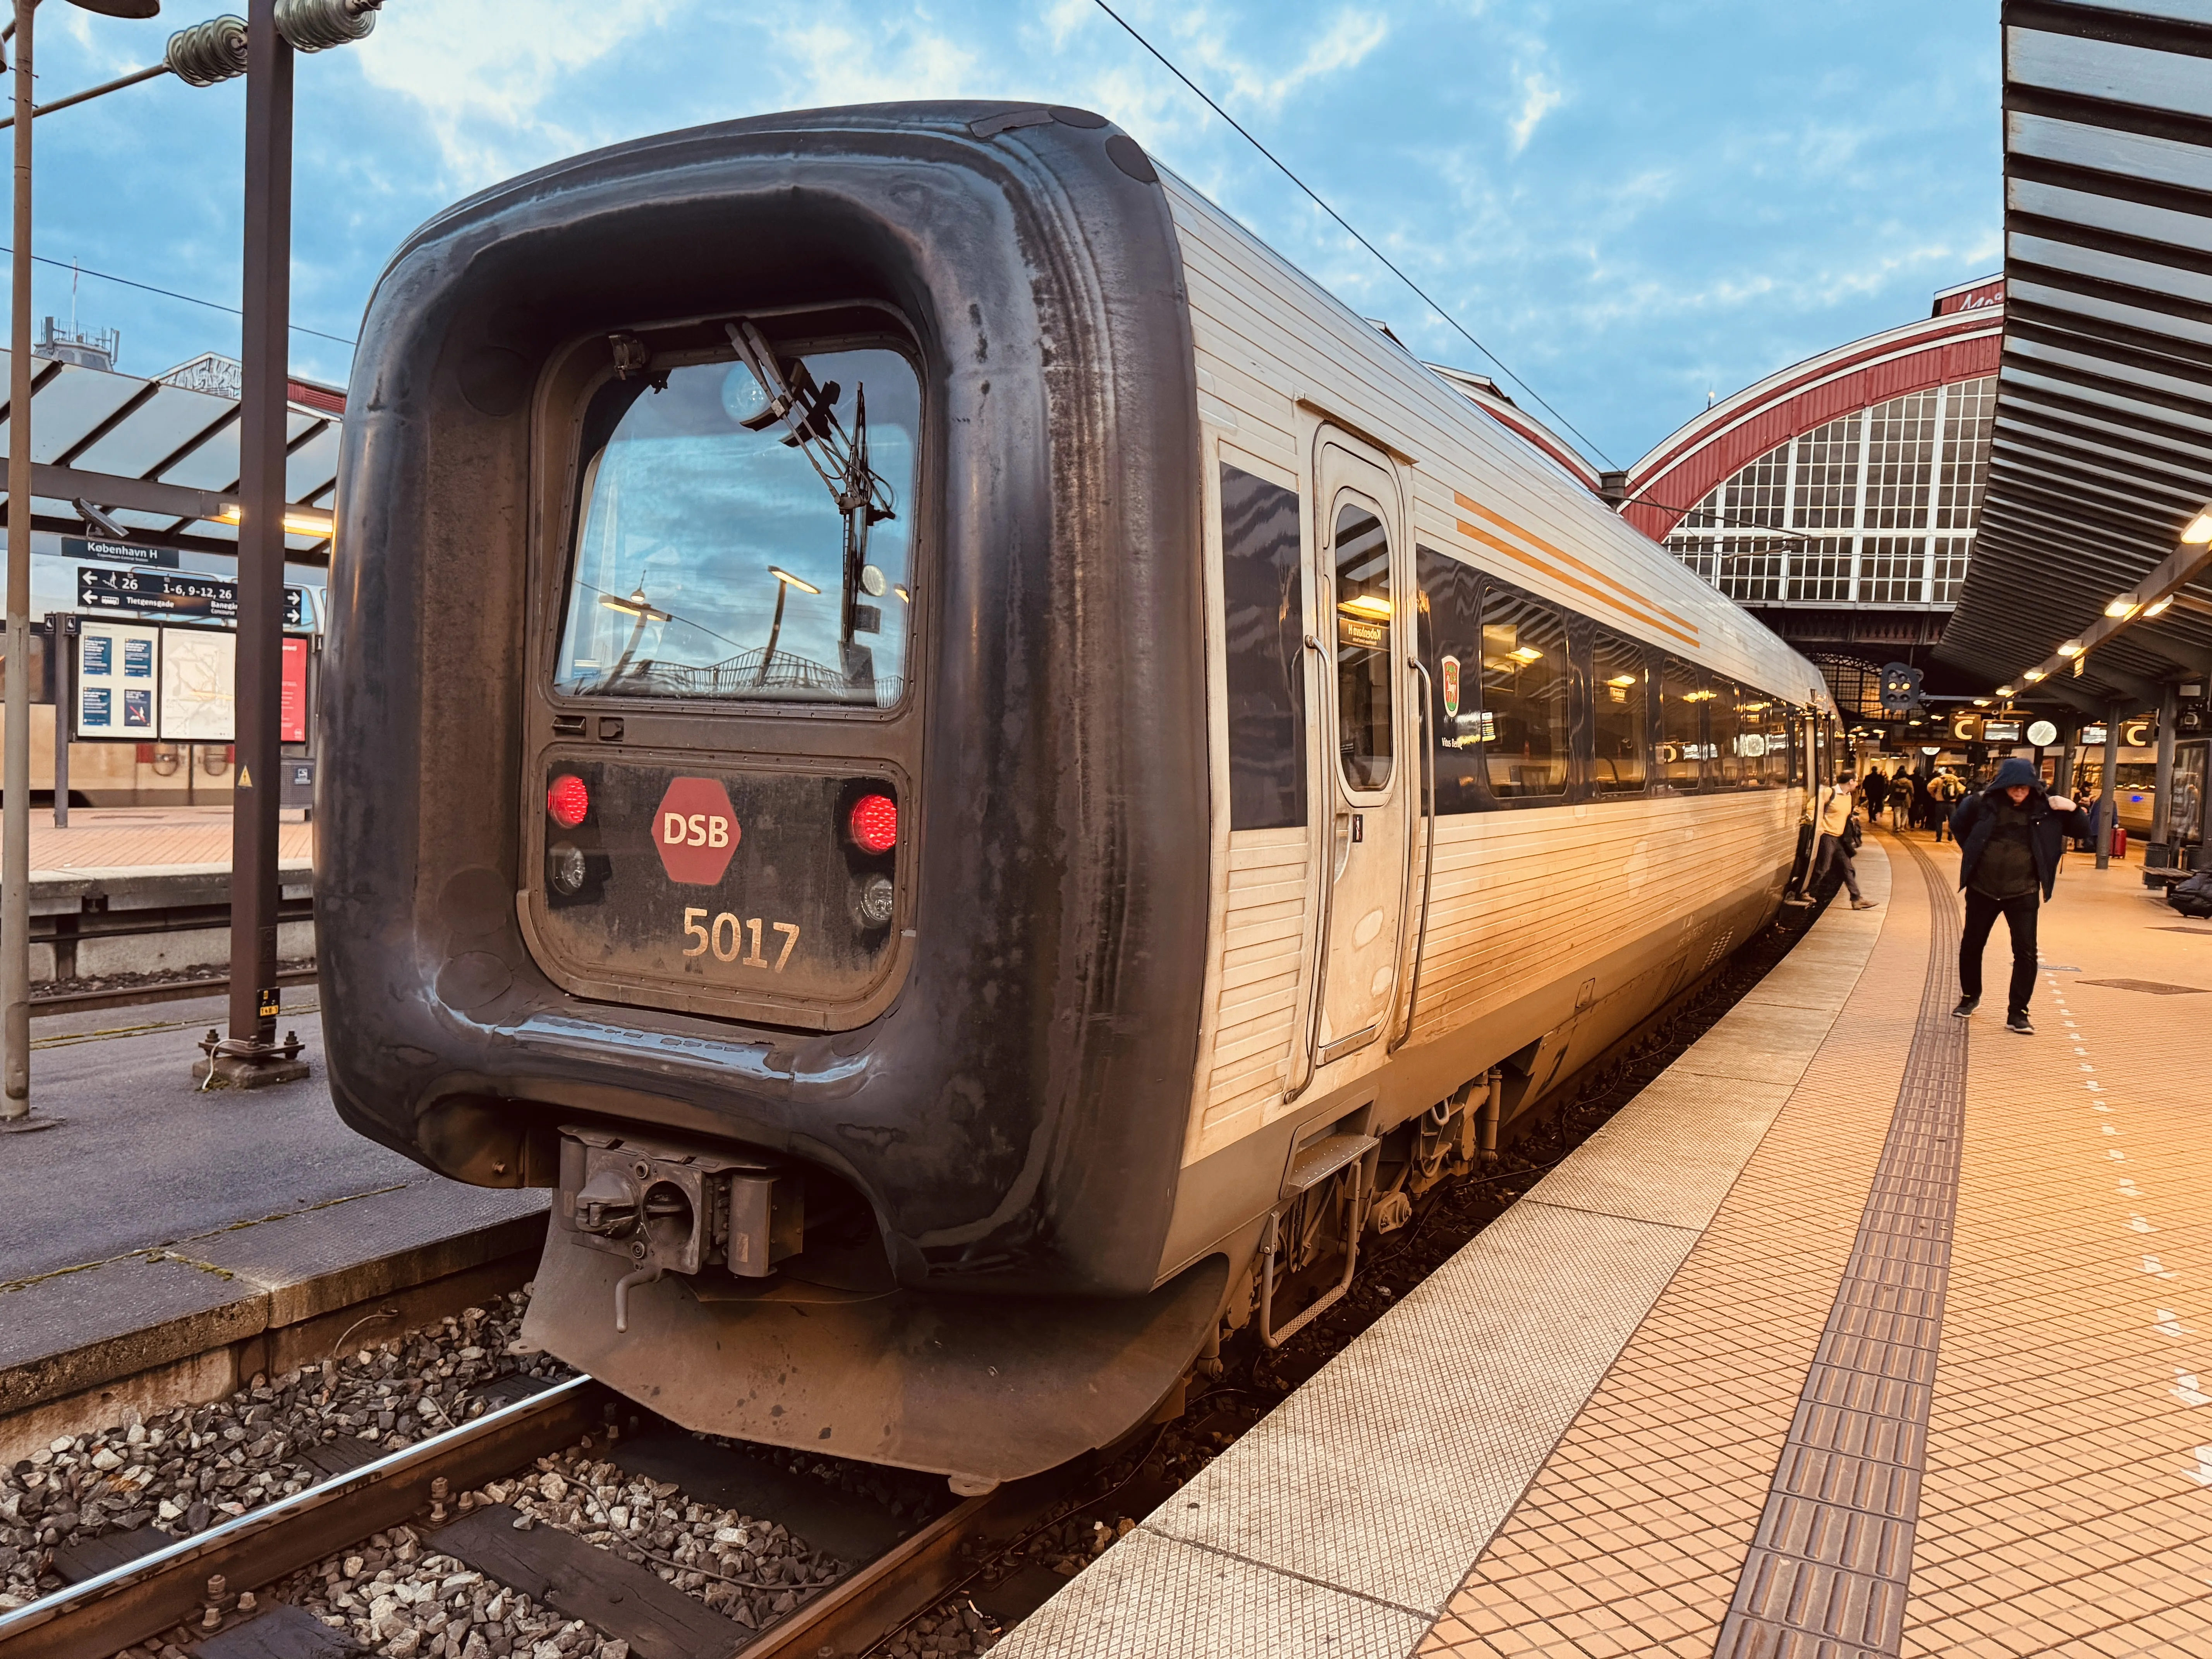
[652,776,741,885]
[663,812,731,848]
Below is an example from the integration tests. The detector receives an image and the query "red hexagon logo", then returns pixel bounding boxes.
[652,776,741,885]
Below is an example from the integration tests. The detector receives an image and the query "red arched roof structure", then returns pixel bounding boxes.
[1624,283,2004,544]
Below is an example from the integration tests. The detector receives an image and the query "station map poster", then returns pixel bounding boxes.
[75,621,161,738]
[159,627,237,742]
[281,636,309,744]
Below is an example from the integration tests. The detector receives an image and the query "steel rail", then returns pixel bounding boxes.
[0,1376,605,1659]
[31,965,316,1019]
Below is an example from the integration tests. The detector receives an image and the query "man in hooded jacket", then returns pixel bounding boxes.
[1949,757,2090,1034]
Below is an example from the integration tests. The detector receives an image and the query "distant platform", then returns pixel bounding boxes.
[25,805,315,878]
[1002,835,2212,1657]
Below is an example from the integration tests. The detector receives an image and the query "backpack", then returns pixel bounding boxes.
[1842,813,1864,854]
[2171,868,2212,920]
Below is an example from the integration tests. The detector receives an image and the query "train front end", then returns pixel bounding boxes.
[318,105,1218,1484]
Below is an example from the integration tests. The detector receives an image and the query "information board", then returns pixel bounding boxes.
[281,636,309,744]
[75,622,162,738]
[78,567,304,627]
[159,627,238,742]
[62,538,180,569]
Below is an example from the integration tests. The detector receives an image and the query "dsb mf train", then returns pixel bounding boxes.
[322,101,1835,1486]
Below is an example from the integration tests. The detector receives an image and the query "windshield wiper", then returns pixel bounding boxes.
[725,320,896,683]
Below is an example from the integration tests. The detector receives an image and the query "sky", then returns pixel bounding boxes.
[21,0,2001,469]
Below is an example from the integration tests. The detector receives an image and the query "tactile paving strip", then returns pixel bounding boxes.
[1714,835,1965,1659]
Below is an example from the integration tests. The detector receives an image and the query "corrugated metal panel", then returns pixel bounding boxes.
[1939,0,2212,704]
[0,350,339,562]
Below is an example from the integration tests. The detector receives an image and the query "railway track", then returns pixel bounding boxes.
[0,1369,1123,1659]
[31,967,318,1021]
[26,887,316,1018]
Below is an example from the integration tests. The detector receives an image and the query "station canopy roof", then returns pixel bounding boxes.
[1937,0,2212,714]
[0,348,342,564]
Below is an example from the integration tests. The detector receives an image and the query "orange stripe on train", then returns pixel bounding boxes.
[1454,522,1701,649]
[1453,493,1700,637]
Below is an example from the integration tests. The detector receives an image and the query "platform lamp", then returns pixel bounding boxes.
[2,0,167,1137]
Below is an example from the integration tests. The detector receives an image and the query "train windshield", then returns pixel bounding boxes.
[555,344,920,708]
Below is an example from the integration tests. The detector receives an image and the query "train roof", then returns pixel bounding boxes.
[1153,167,1836,716]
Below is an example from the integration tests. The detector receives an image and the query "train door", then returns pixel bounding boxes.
[1308,432,1410,1066]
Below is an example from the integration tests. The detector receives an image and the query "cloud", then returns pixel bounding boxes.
[1508,67,1561,152]
[763,9,983,112]
[349,0,685,187]
[1244,9,1391,113]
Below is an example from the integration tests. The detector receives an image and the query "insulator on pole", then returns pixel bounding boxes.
[165,15,249,86]
[274,0,380,52]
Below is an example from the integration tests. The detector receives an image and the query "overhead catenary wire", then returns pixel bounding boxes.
[0,246,358,348]
[1087,0,1618,470]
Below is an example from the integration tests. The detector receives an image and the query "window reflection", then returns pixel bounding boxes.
[556,344,919,708]
[1711,681,1743,786]
[1479,591,1567,798]
[1592,632,1647,793]
[1334,503,1395,792]
[1659,658,1707,788]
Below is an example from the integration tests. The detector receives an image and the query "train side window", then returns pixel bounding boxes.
[1220,465,1307,830]
[1748,697,1789,787]
[1333,503,1395,793]
[1711,681,1744,787]
[555,341,921,709]
[1590,631,1648,793]
[1415,547,1485,814]
[1478,586,1568,798]
[1658,657,1705,789]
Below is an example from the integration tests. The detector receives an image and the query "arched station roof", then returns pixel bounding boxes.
[1623,282,2005,548]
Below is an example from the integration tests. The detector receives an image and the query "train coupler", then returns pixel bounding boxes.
[556,1125,803,1333]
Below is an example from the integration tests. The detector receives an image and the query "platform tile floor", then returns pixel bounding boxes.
[27,805,315,873]
[1003,835,2212,1658]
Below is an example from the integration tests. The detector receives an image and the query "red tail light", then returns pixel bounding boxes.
[849,793,898,854]
[547,775,591,828]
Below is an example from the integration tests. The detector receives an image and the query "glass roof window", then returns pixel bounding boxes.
[555,340,920,709]
[1662,375,1994,608]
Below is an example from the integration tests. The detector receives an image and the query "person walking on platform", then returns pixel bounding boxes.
[1862,767,1891,831]
[1810,776,1879,910]
[1930,770,1963,843]
[1951,757,2088,1035]
[1910,771,1935,835]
